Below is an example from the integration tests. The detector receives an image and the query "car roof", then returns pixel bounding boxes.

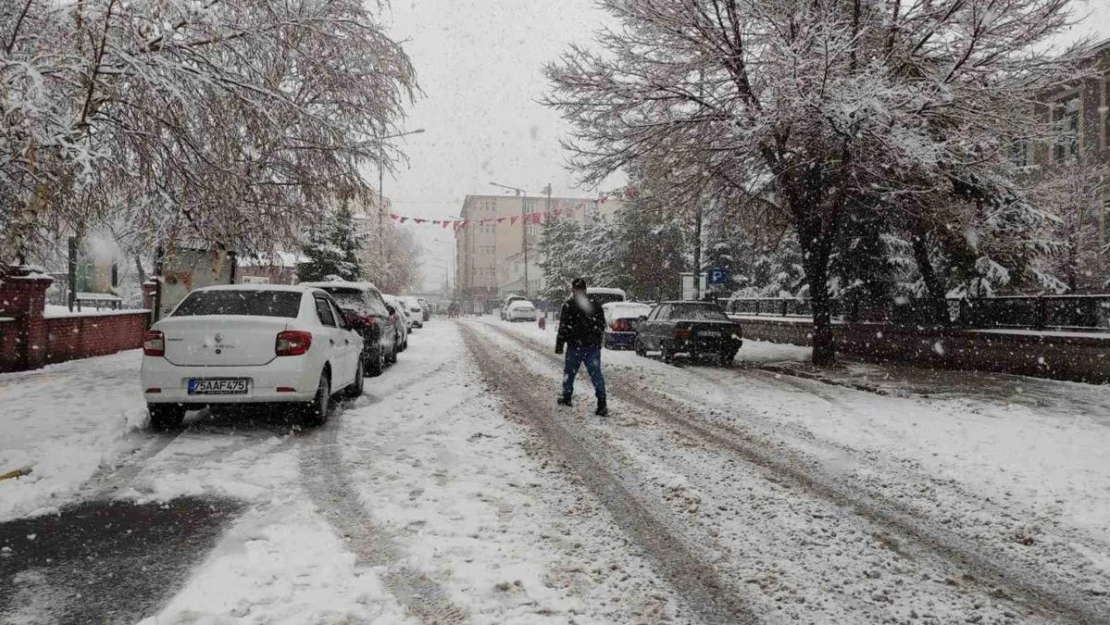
[299,280,380,291]
[194,284,315,294]
[587,287,626,296]
[508,300,534,307]
[655,300,718,305]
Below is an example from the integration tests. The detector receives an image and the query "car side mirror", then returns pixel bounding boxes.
[638,315,648,322]
[386,305,395,315]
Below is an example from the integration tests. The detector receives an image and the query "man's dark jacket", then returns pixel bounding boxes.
[556,295,607,351]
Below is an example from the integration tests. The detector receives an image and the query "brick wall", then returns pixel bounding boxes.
[738,317,1110,384]
[1,267,149,373]
[43,312,149,364]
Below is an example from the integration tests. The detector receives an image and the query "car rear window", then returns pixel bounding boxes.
[669,304,729,321]
[318,287,373,315]
[172,290,302,318]
[591,293,625,306]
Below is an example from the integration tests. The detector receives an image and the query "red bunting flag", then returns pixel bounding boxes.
[552,209,562,217]
[441,221,450,228]
[390,213,400,220]
[399,217,408,223]
[497,217,506,223]
[510,215,519,225]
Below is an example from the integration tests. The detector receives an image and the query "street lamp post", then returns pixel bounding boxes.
[490,181,528,296]
[378,128,425,281]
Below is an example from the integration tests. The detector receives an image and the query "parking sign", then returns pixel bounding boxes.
[707,267,727,285]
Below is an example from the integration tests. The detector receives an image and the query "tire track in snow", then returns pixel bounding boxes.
[477,320,1110,625]
[299,387,468,625]
[461,323,758,625]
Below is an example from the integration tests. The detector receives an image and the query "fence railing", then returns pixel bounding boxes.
[724,295,1110,331]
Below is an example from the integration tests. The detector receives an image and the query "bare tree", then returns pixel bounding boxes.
[2,0,416,262]
[547,0,1087,364]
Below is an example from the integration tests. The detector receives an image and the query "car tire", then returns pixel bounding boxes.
[661,343,675,364]
[387,339,399,364]
[303,372,331,427]
[148,404,186,431]
[634,338,646,357]
[345,360,365,398]
[720,350,737,368]
[366,346,385,377]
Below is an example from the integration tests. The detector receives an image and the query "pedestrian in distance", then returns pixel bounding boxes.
[555,278,608,417]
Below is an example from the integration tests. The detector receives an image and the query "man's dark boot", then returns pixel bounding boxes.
[595,397,608,417]
[557,395,572,407]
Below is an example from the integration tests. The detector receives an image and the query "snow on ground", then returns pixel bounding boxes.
[492,314,1110,554]
[43,304,146,318]
[0,350,149,521]
[133,436,416,625]
[337,322,695,625]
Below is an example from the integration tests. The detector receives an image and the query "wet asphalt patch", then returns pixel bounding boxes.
[0,496,243,625]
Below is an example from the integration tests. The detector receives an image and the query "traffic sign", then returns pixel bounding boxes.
[707,267,728,285]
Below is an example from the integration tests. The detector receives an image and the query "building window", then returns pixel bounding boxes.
[1054,94,1080,162]
[110,262,119,288]
[1009,139,1029,169]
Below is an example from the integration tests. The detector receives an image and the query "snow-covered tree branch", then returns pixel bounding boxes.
[1,0,416,262]
[547,0,1092,364]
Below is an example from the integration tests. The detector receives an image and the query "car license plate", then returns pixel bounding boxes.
[699,331,721,337]
[188,378,249,395]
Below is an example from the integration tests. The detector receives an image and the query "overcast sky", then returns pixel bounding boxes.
[385,0,1110,292]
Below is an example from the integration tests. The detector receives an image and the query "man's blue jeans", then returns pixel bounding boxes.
[562,345,606,400]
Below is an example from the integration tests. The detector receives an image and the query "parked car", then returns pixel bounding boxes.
[140,285,364,430]
[602,301,653,350]
[381,294,409,351]
[634,300,743,366]
[400,296,425,329]
[505,300,538,322]
[300,281,398,376]
[499,294,528,320]
[587,287,627,306]
[417,297,432,321]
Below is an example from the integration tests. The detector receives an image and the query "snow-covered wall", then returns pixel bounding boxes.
[738,317,1110,384]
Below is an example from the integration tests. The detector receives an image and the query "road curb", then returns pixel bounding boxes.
[754,363,891,396]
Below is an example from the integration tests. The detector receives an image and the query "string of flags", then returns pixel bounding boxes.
[388,187,639,230]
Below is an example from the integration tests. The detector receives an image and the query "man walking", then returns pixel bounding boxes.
[555,278,608,416]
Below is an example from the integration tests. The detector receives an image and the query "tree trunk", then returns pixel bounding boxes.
[800,224,836,366]
[134,255,146,282]
[911,233,949,326]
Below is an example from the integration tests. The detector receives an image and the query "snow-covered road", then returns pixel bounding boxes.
[1,317,1108,624]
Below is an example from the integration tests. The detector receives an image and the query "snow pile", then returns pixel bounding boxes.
[0,351,148,522]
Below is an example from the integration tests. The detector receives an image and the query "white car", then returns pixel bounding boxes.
[381,293,409,351]
[140,284,365,430]
[505,300,538,322]
[400,296,425,329]
[499,294,528,320]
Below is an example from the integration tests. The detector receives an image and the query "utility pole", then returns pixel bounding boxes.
[490,181,530,296]
[377,128,425,282]
[693,195,703,301]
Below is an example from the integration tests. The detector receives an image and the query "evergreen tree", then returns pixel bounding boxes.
[297,201,363,282]
[537,217,582,304]
[612,176,687,302]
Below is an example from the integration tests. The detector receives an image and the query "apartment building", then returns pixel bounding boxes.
[1027,39,1110,243]
[455,193,622,311]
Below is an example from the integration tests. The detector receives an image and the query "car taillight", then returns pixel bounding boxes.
[143,331,165,357]
[673,325,691,340]
[276,330,312,356]
[612,319,632,332]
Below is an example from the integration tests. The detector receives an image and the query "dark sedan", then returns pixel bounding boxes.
[301,281,399,376]
[634,301,743,366]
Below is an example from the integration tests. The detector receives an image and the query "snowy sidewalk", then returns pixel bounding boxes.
[0,350,150,522]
